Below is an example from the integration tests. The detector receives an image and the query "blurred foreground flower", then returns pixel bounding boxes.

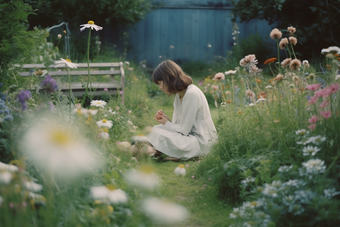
[174,164,186,176]
[140,197,189,224]
[21,119,100,178]
[116,141,132,151]
[91,100,107,108]
[16,90,31,110]
[80,20,103,32]
[90,185,128,204]
[55,58,78,69]
[0,161,19,172]
[125,166,159,190]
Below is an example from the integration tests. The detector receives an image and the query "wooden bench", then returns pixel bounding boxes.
[18,62,125,104]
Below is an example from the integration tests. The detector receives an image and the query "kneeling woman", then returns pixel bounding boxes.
[141,60,217,160]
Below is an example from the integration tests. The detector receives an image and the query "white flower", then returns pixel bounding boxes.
[335,74,340,81]
[278,165,293,173]
[207,43,212,48]
[125,166,159,190]
[321,46,340,55]
[116,141,132,151]
[90,185,128,204]
[54,58,78,69]
[99,130,109,140]
[108,108,117,114]
[132,135,148,143]
[265,86,272,89]
[306,135,326,145]
[324,188,340,198]
[80,20,103,32]
[57,34,62,39]
[73,108,88,117]
[241,177,255,187]
[21,120,99,178]
[140,197,189,224]
[90,100,107,108]
[24,180,43,192]
[248,103,255,106]
[0,171,12,184]
[256,98,267,103]
[225,70,237,75]
[295,129,308,136]
[96,119,113,128]
[302,146,320,156]
[302,159,326,175]
[28,192,46,206]
[0,161,18,172]
[88,109,98,115]
[174,164,186,176]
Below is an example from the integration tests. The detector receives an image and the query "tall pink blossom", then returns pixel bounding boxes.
[328,84,339,94]
[305,84,322,91]
[308,96,319,104]
[308,115,319,123]
[308,124,316,130]
[314,88,331,98]
[319,99,329,108]
[320,111,332,119]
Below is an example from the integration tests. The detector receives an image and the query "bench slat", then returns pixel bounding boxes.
[19,70,121,77]
[17,62,121,69]
[60,82,121,90]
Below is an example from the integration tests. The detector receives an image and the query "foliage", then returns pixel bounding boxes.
[228,0,340,58]
[0,0,47,89]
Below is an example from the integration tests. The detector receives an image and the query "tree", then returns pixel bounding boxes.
[228,0,340,59]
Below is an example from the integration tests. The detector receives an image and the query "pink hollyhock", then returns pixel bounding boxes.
[308,115,319,123]
[308,123,316,130]
[308,96,319,104]
[320,111,332,119]
[328,84,339,94]
[319,99,329,108]
[305,83,322,91]
[315,88,331,98]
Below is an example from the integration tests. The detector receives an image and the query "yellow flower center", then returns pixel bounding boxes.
[250,201,258,206]
[107,205,114,213]
[103,128,109,133]
[106,184,116,191]
[77,109,82,115]
[50,129,70,146]
[138,134,144,136]
[102,119,107,123]
[139,165,154,174]
[94,200,101,205]
[97,102,101,104]
[88,20,95,25]
[178,164,185,168]
[65,58,72,63]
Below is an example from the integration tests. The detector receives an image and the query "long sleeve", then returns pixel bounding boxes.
[163,90,200,136]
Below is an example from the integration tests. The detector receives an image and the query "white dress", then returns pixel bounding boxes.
[147,84,217,160]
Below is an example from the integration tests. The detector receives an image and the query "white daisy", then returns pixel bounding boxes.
[88,109,98,115]
[295,129,308,136]
[125,166,159,191]
[0,171,12,185]
[140,197,189,224]
[278,165,293,173]
[24,180,43,192]
[324,188,340,198]
[174,164,186,176]
[302,146,320,156]
[96,119,113,128]
[321,46,340,55]
[80,20,103,32]
[90,185,128,204]
[116,141,132,151]
[302,159,326,175]
[225,70,237,75]
[99,128,109,140]
[21,119,100,178]
[28,192,46,206]
[73,108,88,117]
[90,100,107,108]
[54,58,78,69]
[108,108,117,114]
[306,135,326,145]
[0,161,18,172]
[256,98,267,103]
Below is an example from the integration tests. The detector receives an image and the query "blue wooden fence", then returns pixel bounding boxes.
[125,0,275,68]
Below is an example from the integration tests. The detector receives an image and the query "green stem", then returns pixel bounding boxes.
[290,43,297,59]
[67,67,74,116]
[81,28,92,107]
[276,39,281,73]
[286,45,292,58]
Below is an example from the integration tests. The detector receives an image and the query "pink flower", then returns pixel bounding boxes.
[186,164,189,167]
[308,96,319,104]
[104,88,108,91]
[204,184,207,187]
[198,81,203,86]
[207,83,210,86]
[119,91,123,95]
[208,178,211,180]
[128,110,132,114]
[321,111,332,119]
[191,175,195,179]
[308,124,316,130]
[308,115,319,123]
[315,88,331,98]
[319,99,329,108]
[328,84,339,94]
[305,84,322,91]
[211,85,219,91]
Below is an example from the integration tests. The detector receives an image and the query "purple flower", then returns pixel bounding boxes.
[16,90,31,110]
[41,76,58,93]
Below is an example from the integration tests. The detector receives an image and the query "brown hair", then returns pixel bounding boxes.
[152,60,192,94]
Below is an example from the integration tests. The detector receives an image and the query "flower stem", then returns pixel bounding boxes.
[276,39,281,73]
[67,67,74,116]
[81,29,92,107]
[290,43,297,59]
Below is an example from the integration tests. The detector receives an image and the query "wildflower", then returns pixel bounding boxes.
[302,60,310,68]
[308,115,319,123]
[275,74,284,81]
[256,98,267,103]
[319,99,329,108]
[169,45,174,49]
[124,166,160,190]
[278,165,293,173]
[207,43,212,48]
[303,146,320,156]
[320,111,331,119]
[256,79,262,83]
[96,119,113,128]
[21,120,99,178]
[88,109,98,115]
[28,192,46,206]
[265,86,272,89]
[241,177,255,187]
[16,90,31,110]
[24,180,43,192]
[73,107,88,117]
[41,76,58,93]
[281,58,292,67]
[54,58,78,69]
[321,46,340,55]
[295,129,308,136]
[287,26,296,34]
[279,38,289,49]
[57,34,62,39]
[264,57,277,64]
[328,84,339,93]
[0,162,18,172]
[308,96,319,105]
[290,59,302,71]
[245,90,255,98]
[224,70,237,76]
[324,188,340,198]
[0,171,12,184]
[289,84,295,89]
[174,164,186,176]
[289,36,297,45]
[270,28,282,39]
[305,84,322,91]
[99,128,110,139]
[116,141,131,151]
[307,135,326,145]
[240,54,258,71]
[90,100,107,108]
[140,197,189,224]
[227,100,232,103]
[212,72,225,81]
[80,20,103,32]
[211,85,219,91]
[90,185,128,204]
[302,159,326,175]
[238,111,242,114]
[225,91,231,95]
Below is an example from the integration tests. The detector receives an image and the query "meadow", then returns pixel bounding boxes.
[1,14,340,227]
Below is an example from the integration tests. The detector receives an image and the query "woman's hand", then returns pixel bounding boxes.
[155,110,171,122]
[155,115,168,125]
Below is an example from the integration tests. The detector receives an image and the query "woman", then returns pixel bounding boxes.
[132,60,217,161]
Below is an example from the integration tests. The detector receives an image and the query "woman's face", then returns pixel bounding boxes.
[157,81,170,95]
